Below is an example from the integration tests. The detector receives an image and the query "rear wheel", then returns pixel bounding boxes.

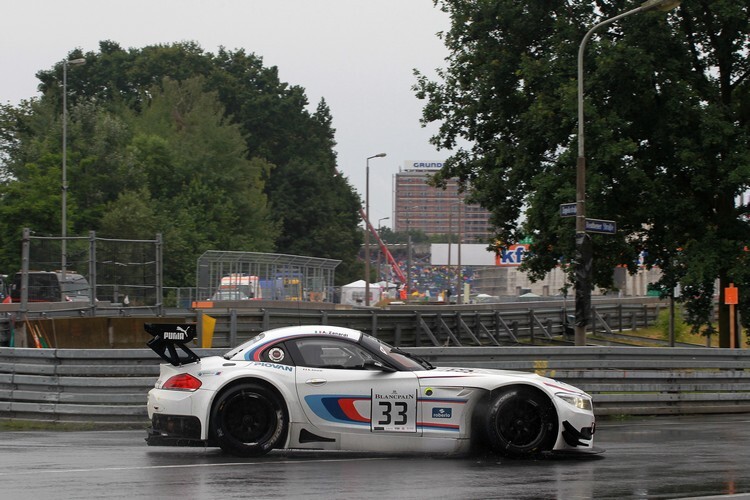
[210,382,287,457]
[483,387,557,457]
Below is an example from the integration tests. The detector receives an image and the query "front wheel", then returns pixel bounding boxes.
[483,387,557,457]
[210,382,287,457]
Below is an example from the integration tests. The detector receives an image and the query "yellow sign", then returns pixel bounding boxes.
[201,314,216,348]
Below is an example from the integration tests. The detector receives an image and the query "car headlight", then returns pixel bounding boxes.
[556,392,593,411]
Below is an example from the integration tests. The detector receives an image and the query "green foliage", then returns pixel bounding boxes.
[378,226,430,245]
[415,0,750,343]
[0,41,361,287]
[653,305,690,343]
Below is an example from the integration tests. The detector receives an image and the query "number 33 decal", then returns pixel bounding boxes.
[378,401,409,426]
[371,390,417,433]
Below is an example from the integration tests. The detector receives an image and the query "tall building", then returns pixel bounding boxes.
[392,161,492,243]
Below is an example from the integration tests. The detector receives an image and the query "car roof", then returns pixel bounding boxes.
[225,325,363,361]
[258,325,362,343]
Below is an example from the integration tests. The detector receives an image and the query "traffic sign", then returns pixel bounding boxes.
[560,203,577,217]
[585,218,617,234]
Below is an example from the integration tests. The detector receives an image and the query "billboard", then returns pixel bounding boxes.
[430,244,496,266]
[495,244,529,267]
[430,243,529,267]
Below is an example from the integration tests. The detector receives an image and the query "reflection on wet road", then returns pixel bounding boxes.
[1,414,749,499]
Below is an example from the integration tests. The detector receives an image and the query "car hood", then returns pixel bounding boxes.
[416,366,588,396]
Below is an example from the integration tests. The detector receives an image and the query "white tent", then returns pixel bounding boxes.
[340,280,382,306]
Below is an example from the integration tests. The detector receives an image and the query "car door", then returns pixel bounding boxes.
[292,337,421,436]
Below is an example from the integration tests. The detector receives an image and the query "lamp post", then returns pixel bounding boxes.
[574,0,680,346]
[62,57,86,279]
[365,153,386,306]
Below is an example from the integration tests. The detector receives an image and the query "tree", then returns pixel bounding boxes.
[1,41,362,288]
[415,0,750,345]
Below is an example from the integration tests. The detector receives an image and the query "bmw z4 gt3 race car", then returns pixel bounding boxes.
[145,324,597,458]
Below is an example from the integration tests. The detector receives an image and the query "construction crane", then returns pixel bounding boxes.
[359,208,406,285]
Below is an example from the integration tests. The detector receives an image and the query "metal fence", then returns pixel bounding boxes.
[194,300,661,348]
[195,250,340,303]
[2,346,748,425]
[0,297,665,349]
[17,228,163,315]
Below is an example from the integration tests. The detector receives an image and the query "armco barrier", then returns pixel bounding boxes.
[1,346,749,425]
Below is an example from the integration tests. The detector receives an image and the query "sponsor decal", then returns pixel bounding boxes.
[248,361,293,372]
[373,390,415,400]
[432,407,452,419]
[268,347,285,362]
[162,326,192,341]
[313,329,351,338]
[197,370,222,376]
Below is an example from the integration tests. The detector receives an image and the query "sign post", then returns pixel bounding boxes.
[725,283,739,349]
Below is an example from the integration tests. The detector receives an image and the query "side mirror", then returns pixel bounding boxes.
[364,359,397,372]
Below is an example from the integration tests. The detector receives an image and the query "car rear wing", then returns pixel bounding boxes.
[145,323,200,366]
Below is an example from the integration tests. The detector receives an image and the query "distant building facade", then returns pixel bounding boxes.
[392,161,492,243]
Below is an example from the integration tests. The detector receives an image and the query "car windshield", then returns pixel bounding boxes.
[359,333,433,371]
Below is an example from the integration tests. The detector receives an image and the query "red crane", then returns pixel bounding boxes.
[359,208,406,284]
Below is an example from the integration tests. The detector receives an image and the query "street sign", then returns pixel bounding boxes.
[585,218,617,234]
[560,203,577,217]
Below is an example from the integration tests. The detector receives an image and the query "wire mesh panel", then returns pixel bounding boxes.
[196,250,340,302]
[19,229,161,311]
[95,236,161,307]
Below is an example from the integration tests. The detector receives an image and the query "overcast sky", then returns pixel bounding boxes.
[1,0,453,228]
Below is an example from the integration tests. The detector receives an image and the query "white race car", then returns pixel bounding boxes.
[145,324,598,458]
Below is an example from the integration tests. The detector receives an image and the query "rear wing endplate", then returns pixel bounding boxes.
[145,323,200,366]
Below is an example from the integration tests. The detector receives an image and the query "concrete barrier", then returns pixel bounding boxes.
[2,346,749,425]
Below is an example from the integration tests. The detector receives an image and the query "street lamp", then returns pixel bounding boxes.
[574,0,680,346]
[365,152,386,306]
[62,57,86,279]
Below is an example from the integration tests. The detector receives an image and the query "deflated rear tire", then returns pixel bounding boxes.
[211,382,287,457]
[484,387,557,457]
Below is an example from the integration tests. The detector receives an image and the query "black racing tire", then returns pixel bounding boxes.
[210,382,287,457]
[483,387,558,457]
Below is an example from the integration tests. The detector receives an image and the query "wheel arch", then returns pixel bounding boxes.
[472,382,560,453]
[487,383,556,408]
[207,376,291,445]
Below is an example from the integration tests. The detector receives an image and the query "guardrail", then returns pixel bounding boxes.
[199,299,660,348]
[1,297,663,348]
[2,346,748,425]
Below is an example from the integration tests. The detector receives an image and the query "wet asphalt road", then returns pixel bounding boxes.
[2,414,750,499]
